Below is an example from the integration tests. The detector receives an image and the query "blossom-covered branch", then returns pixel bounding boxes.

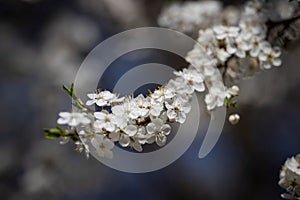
[45,1,299,173]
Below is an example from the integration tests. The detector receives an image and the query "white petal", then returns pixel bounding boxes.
[87,93,97,99]
[146,123,156,134]
[94,112,106,120]
[250,46,260,57]
[176,112,186,124]
[86,99,96,106]
[146,135,156,144]
[156,134,167,147]
[132,141,143,152]
[80,117,91,125]
[119,134,130,147]
[167,109,177,120]
[95,99,107,107]
[96,149,105,157]
[105,123,115,132]
[272,58,282,66]
[93,120,102,130]
[101,91,115,100]
[59,112,71,118]
[114,115,128,128]
[57,118,69,125]
[182,103,191,113]
[109,132,119,142]
[103,149,113,159]
[103,138,114,150]
[150,106,162,117]
[124,125,137,136]
[193,82,205,92]
[162,124,171,135]
[111,105,125,116]
[273,47,281,57]
[68,118,79,126]
[235,49,246,58]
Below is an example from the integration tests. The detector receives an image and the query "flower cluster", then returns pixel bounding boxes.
[186,0,282,86]
[55,65,210,158]
[158,1,222,33]
[279,154,300,199]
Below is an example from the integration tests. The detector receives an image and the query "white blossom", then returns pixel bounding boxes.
[259,42,282,69]
[216,48,231,63]
[145,97,164,117]
[205,87,228,111]
[158,1,222,33]
[151,86,176,103]
[213,25,240,40]
[249,35,265,57]
[146,118,171,147]
[109,129,129,147]
[57,112,90,127]
[174,68,205,94]
[131,95,163,118]
[279,154,300,199]
[86,90,116,107]
[197,29,218,55]
[111,97,140,120]
[93,111,116,132]
[165,96,191,123]
[91,134,114,159]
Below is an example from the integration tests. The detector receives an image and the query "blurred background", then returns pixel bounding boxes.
[0,0,300,200]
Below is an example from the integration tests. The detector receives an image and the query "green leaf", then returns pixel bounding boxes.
[224,97,230,107]
[62,83,75,97]
[44,128,61,134]
[231,100,237,108]
[44,127,63,139]
[44,131,61,139]
[70,134,80,141]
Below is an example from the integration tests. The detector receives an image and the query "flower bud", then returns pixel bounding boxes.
[229,113,240,125]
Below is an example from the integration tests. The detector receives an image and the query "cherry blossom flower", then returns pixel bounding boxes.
[151,86,176,103]
[111,98,140,120]
[279,154,300,199]
[57,112,90,127]
[213,25,240,40]
[86,90,116,107]
[216,48,231,63]
[91,134,114,159]
[205,87,228,111]
[146,118,171,147]
[158,1,222,33]
[165,96,191,123]
[174,68,205,94]
[259,43,282,69]
[93,111,116,132]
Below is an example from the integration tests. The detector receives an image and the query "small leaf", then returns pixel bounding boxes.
[44,128,63,139]
[44,128,61,134]
[45,131,61,139]
[231,100,237,108]
[70,134,80,142]
[62,83,74,97]
[224,97,230,107]
[70,83,74,96]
